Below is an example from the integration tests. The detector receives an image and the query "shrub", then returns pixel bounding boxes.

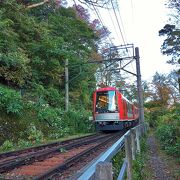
[17,139,32,148]
[112,150,125,179]
[45,87,63,107]
[0,86,23,115]
[132,138,148,180]
[155,104,180,157]
[0,140,14,152]
[62,108,95,134]
[27,124,44,144]
[145,107,166,128]
[156,124,179,156]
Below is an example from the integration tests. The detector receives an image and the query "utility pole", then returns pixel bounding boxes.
[65,59,69,112]
[135,47,144,124]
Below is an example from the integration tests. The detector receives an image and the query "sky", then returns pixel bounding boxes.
[68,0,176,81]
[119,0,175,81]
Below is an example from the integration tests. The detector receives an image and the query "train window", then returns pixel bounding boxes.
[96,91,118,113]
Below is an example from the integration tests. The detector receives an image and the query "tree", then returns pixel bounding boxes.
[159,24,180,65]
[159,0,180,91]
[0,0,102,143]
[15,0,67,9]
[146,72,179,107]
[76,0,111,7]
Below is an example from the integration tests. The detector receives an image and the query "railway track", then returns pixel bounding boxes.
[0,132,124,179]
[0,134,98,160]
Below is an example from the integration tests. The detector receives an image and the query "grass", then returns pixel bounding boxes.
[154,135,180,179]
[144,129,180,180]
[112,133,149,180]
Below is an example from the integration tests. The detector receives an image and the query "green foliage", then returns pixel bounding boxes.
[159,24,180,65]
[112,150,125,179]
[17,139,32,148]
[112,137,148,180]
[37,106,62,127]
[132,138,148,180]
[145,107,167,128]
[45,87,63,107]
[0,51,31,86]
[0,0,99,146]
[0,86,23,114]
[155,104,180,158]
[156,123,180,157]
[62,108,95,134]
[132,153,145,180]
[0,110,29,143]
[27,124,44,144]
[59,148,67,153]
[0,140,14,152]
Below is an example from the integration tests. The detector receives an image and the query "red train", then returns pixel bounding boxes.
[93,87,139,131]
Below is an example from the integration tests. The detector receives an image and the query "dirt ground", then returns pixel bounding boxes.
[146,135,179,180]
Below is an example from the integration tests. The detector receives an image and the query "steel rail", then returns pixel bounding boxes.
[34,133,121,180]
[0,133,98,159]
[0,134,110,173]
[75,132,127,180]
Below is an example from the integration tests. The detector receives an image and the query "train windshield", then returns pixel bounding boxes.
[95,91,118,113]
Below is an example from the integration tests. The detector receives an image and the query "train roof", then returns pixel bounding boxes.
[95,87,117,92]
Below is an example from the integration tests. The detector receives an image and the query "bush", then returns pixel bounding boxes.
[145,107,166,128]
[156,124,179,156]
[45,87,63,107]
[62,108,95,134]
[0,86,23,115]
[112,150,125,179]
[132,137,148,180]
[17,139,32,148]
[27,124,44,144]
[155,104,180,157]
[0,140,14,152]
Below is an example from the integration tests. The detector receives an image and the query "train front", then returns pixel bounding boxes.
[93,87,123,131]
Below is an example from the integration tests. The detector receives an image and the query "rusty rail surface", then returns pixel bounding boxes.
[0,132,122,179]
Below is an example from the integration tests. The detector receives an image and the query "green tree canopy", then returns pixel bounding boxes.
[159,0,180,91]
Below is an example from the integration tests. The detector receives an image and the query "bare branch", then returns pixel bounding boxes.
[77,0,111,8]
[26,0,49,9]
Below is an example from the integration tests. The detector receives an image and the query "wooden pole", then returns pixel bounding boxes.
[65,59,69,112]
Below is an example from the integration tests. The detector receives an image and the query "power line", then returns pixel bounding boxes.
[110,0,126,46]
[115,0,128,45]
[72,0,114,46]
[91,4,114,45]
[72,0,136,77]
[113,0,135,73]
[105,2,122,44]
[130,0,135,43]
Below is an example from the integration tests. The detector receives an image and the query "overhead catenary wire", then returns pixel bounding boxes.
[110,0,126,46]
[114,0,136,74]
[91,4,114,45]
[115,0,128,46]
[71,0,137,82]
[105,2,122,44]
[109,0,135,77]
[94,2,129,72]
